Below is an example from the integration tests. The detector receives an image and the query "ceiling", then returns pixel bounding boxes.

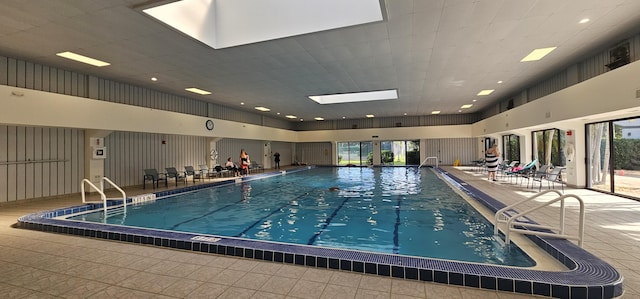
[1,0,640,122]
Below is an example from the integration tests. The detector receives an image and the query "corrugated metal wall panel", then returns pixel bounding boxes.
[216,138,264,167]
[295,142,332,165]
[423,138,477,166]
[0,125,84,203]
[271,141,293,167]
[103,131,209,187]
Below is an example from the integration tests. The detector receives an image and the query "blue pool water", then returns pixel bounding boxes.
[69,167,535,267]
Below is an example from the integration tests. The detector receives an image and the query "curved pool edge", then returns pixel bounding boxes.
[16,166,623,299]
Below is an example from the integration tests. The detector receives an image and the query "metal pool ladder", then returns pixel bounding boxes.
[81,177,127,219]
[418,156,438,168]
[494,189,585,247]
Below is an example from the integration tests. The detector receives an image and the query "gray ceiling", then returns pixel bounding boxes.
[1,0,639,121]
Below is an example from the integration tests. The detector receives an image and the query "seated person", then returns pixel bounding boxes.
[225,157,239,176]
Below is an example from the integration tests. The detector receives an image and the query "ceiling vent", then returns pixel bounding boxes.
[606,42,630,70]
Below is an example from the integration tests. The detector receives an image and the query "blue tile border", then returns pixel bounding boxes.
[17,166,622,299]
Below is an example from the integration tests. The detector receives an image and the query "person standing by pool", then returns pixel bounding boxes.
[485,143,500,181]
[240,149,249,175]
[273,152,280,169]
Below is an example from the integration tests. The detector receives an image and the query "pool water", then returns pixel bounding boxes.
[69,167,535,267]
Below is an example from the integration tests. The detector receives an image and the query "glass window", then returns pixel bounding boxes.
[613,118,640,197]
[337,141,373,166]
[380,140,420,165]
[502,135,520,163]
[532,129,565,167]
[587,122,611,193]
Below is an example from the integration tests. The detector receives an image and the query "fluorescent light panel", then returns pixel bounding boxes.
[521,47,557,62]
[309,89,398,105]
[255,106,271,112]
[366,114,375,118]
[461,104,473,109]
[56,51,110,67]
[477,89,494,96]
[185,87,211,95]
[285,115,297,119]
[314,117,324,121]
[431,111,441,114]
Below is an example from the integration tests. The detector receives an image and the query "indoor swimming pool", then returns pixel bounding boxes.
[67,167,534,267]
[18,166,623,298]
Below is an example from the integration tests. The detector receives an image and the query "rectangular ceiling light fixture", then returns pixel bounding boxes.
[56,51,110,67]
[185,87,212,95]
[255,106,271,112]
[431,111,441,114]
[521,47,557,62]
[285,115,298,119]
[477,89,494,96]
[309,89,398,105]
[366,114,375,118]
[461,104,473,109]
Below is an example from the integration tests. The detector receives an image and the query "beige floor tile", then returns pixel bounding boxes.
[252,290,287,298]
[259,275,298,295]
[233,272,271,290]
[321,283,358,299]
[116,271,182,294]
[186,265,225,281]
[275,264,309,279]
[359,275,392,292]
[209,268,249,285]
[162,278,205,298]
[288,279,327,299]
[217,286,257,299]
[184,281,229,298]
[301,268,334,283]
[327,271,362,288]
[354,288,390,299]
[391,280,426,297]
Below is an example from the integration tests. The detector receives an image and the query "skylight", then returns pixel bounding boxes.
[142,0,383,49]
[477,89,494,96]
[309,89,398,105]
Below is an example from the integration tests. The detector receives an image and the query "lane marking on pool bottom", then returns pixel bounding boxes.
[234,188,316,238]
[307,196,351,245]
[392,195,402,254]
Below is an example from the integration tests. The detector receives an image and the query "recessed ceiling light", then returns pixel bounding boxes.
[366,114,375,118]
[254,106,271,112]
[185,87,211,95]
[461,104,473,109]
[309,89,398,105]
[477,89,494,96]
[521,47,557,62]
[579,18,590,24]
[276,112,281,115]
[342,116,346,119]
[151,77,158,81]
[472,99,477,102]
[497,80,503,84]
[240,102,245,105]
[314,117,324,121]
[300,119,304,121]
[285,115,297,119]
[458,110,462,113]
[431,111,441,114]
[56,51,110,67]
[403,113,407,116]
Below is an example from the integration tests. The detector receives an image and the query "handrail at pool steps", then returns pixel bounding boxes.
[418,156,438,168]
[81,177,127,218]
[494,189,585,247]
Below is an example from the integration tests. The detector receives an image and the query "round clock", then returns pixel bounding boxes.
[205,119,214,131]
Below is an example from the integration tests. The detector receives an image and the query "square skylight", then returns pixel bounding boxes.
[309,89,398,105]
[142,0,383,49]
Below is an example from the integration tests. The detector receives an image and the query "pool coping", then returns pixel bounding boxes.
[17,166,623,299]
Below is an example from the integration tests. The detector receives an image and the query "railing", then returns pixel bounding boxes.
[81,177,127,218]
[494,189,585,247]
[418,156,438,168]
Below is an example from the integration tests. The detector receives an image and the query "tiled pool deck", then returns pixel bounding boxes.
[14,167,623,298]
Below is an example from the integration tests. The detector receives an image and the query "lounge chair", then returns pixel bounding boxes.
[505,159,537,184]
[533,166,565,192]
[249,161,264,173]
[199,164,216,180]
[184,166,202,182]
[213,164,230,177]
[165,167,186,186]
[143,169,167,189]
[525,164,551,189]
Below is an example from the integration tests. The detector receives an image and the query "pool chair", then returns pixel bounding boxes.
[199,164,216,180]
[525,164,551,189]
[143,168,167,189]
[213,164,230,177]
[184,166,202,182]
[165,167,187,186]
[532,166,566,192]
[498,160,518,179]
[505,159,537,184]
[249,161,264,173]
